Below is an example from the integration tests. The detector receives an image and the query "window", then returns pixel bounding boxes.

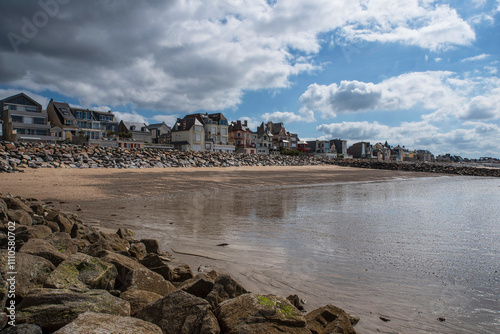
[15,128,25,134]
[221,128,227,135]
[246,133,249,138]
[9,105,16,110]
[75,111,82,119]
[36,129,47,136]
[195,134,201,141]
[84,112,90,120]
[237,133,241,137]
[27,129,36,135]
[34,117,45,125]
[24,117,33,124]
[237,140,241,145]
[264,136,267,140]
[11,115,23,123]
[93,123,100,129]
[195,125,203,132]
[65,119,73,125]
[60,108,70,116]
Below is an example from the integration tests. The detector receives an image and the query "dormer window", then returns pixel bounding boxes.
[130,126,136,131]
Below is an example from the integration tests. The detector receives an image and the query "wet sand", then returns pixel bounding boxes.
[1,166,441,333]
[0,165,430,201]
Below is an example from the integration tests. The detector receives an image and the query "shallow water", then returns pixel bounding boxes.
[95,176,500,333]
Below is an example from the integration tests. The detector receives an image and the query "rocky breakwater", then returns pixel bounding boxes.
[0,193,360,333]
[332,159,500,177]
[0,141,329,172]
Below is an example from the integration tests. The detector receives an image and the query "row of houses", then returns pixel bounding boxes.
[0,93,301,154]
[0,92,435,160]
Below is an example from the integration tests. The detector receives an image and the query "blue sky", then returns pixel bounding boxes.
[1,0,499,158]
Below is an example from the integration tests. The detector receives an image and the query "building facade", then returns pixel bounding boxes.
[171,117,205,151]
[229,120,255,154]
[1,93,55,142]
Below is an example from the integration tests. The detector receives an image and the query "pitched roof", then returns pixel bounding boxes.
[1,93,41,108]
[147,122,170,130]
[172,117,197,131]
[51,101,75,120]
[122,121,149,132]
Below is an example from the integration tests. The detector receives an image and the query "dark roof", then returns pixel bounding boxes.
[271,122,283,135]
[147,122,170,130]
[51,101,75,120]
[1,93,41,108]
[207,113,227,122]
[172,118,197,131]
[171,141,189,145]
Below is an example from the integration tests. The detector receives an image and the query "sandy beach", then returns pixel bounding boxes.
[1,166,445,333]
[0,165,431,201]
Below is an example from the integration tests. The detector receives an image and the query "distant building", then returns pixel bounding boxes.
[1,93,55,142]
[347,142,372,159]
[254,122,273,155]
[297,141,311,155]
[416,150,435,162]
[306,140,331,154]
[330,139,347,156]
[229,120,255,154]
[147,122,171,144]
[183,113,233,152]
[372,142,391,161]
[264,121,298,153]
[118,121,152,143]
[47,100,119,142]
[171,117,205,151]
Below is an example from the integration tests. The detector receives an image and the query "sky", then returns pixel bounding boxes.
[1,0,499,158]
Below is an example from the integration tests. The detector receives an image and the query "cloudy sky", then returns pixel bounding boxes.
[1,0,499,158]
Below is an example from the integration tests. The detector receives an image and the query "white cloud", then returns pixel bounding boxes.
[239,116,262,131]
[461,53,490,62]
[262,108,316,124]
[316,120,499,157]
[0,1,476,112]
[300,71,500,122]
[151,114,180,127]
[113,111,147,124]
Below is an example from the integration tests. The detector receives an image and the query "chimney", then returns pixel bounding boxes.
[244,120,248,127]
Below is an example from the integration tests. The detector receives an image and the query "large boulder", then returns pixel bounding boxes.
[136,290,220,334]
[305,305,358,334]
[19,239,68,266]
[206,274,248,308]
[45,232,79,256]
[0,251,55,299]
[6,209,32,226]
[178,273,214,298]
[169,263,194,282]
[141,238,160,254]
[216,293,311,334]
[128,242,147,260]
[1,197,33,214]
[120,289,163,316]
[44,253,117,291]
[140,254,174,282]
[53,311,162,334]
[16,288,130,332]
[116,227,136,240]
[15,225,52,245]
[45,212,73,233]
[122,268,176,296]
[99,251,147,289]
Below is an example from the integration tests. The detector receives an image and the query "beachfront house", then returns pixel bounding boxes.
[118,121,152,144]
[348,142,373,159]
[254,122,273,155]
[147,122,171,144]
[183,113,234,152]
[171,117,205,151]
[1,93,56,143]
[229,120,255,154]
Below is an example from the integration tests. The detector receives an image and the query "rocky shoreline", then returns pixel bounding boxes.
[0,193,360,333]
[1,141,499,177]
